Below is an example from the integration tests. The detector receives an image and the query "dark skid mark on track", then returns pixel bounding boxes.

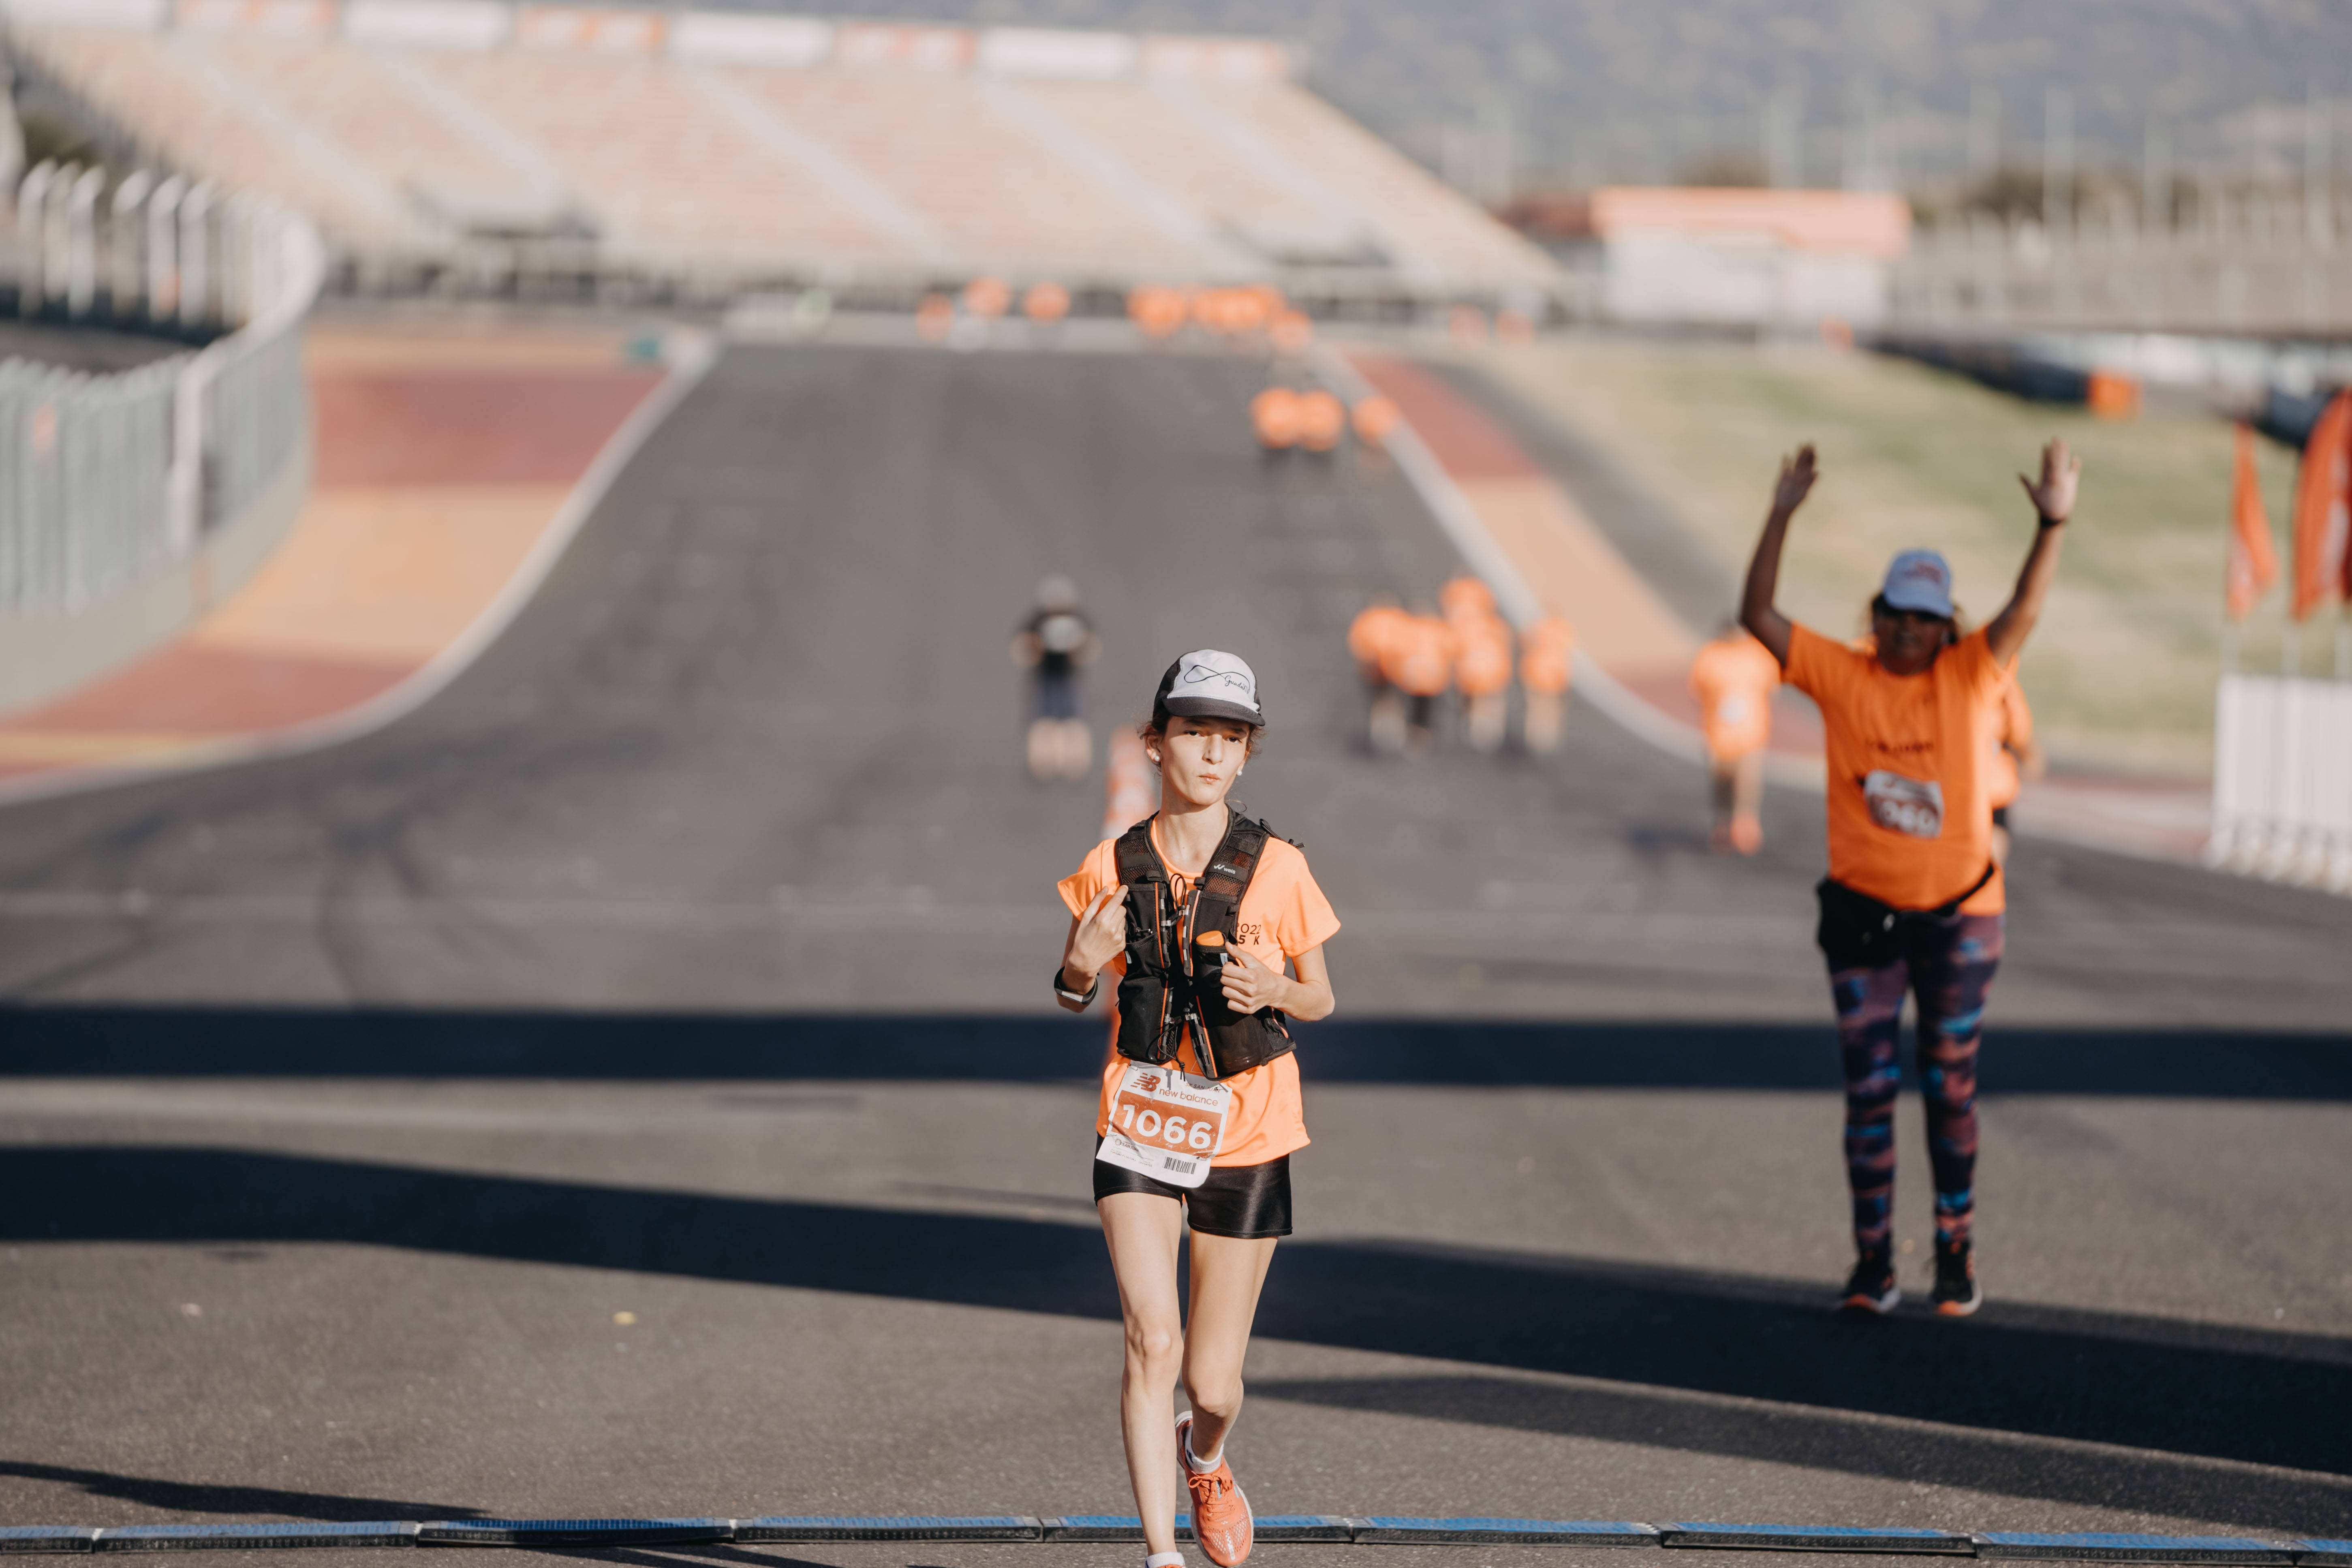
[0,1460,483,1523]
[2,1008,2348,1101]
[1250,1373,2352,1535]
[6,1146,2346,1494]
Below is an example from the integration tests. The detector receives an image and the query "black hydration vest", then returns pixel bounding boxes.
[1113,809,1296,1081]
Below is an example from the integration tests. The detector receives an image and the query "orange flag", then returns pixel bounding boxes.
[2290,390,2352,620]
[2226,425,2279,619]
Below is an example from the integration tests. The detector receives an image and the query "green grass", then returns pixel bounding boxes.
[1474,340,2309,778]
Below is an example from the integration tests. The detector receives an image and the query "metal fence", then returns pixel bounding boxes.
[2,167,322,614]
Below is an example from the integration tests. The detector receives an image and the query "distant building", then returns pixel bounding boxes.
[1586,188,1912,329]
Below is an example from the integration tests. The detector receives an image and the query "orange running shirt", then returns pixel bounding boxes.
[1784,623,2007,915]
[1058,819,1341,1167]
[1688,632,1782,761]
[1453,618,1514,696]
[1381,615,1456,697]
[1985,671,2034,809]
[1347,603,1406,670]
[1519,616,1575,695]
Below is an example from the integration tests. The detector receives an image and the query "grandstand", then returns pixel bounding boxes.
[2,1,1556,309]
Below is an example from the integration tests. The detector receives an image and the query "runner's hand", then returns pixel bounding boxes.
[1066,885,1126,979]
[1221,947,1286,1014]
[1771,445,1819,517]
[2018,438,2080,522]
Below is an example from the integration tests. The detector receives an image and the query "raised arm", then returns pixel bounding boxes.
[1738,444,1819,666]
[1985,439,2080,666]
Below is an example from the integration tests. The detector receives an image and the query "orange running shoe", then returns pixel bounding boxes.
[1175,1413,1252,1566]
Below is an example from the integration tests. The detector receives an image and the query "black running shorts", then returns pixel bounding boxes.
[1093,1140,1292,1239]
[1991,804,2011,829]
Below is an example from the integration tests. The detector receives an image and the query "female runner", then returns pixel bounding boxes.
[1741,440,2078,1317]
[1054,649,1339,1568]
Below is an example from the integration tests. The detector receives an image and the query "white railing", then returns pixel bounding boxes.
[3,164,322,613]
[2207,672,2352,892]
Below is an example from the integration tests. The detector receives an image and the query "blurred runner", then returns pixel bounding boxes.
[1055,651,1339,1568]
[1296,389,1345,456]
[1347,593,1409,755]
[1351,395,1401,455]
[1012,575,1099,782]
[963,276,1011,319]
[915,293,955,342]
[1101,723,1155,842]
[1687,621,1781,854]
[1131,285,1188,342]
[1742,439,2080,1320]
[1379,602,1454,756]
[1441,576,1512,754]
[1251,387,1302,455]
[1024,281,1071,327]
[1518,614,1575,753]
[1270,310,1313,356]
[1986,670,2043,866]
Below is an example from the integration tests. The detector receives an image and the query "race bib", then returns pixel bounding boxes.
[1864,769,1945,839]
[1098,1062,1232,1190]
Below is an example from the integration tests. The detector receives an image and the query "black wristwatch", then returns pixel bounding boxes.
[1053,965,1099,1006]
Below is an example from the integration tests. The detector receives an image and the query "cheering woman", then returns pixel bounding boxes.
[1054,650,1339,1568]
[1740,440,2078,1317]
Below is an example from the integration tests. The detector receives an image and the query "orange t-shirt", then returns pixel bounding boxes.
[1380,616,1456,697]
[1057,818,1341,1167]
[1453,618,1515,696]
[1519,616,1575,694]
[1784,624,2007,915]
[1688,633,1782,760]
[1347,604,1405,670]
[1986,672,2034,810]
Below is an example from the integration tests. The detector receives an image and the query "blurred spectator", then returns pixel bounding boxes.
[963,276,1012,319]
[1441,576,1512,754]
[1352,395,1401,454]
[1024,281,1071,325]
[1012,575,1099,782]
[1518,614,1575,753]
[1688,621,1781,854]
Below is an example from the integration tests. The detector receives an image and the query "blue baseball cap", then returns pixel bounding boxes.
[1880,550,1955,618]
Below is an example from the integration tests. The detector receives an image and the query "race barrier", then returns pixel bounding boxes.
[0,1519,2343,1557]
[2206,672,2352,892]
[1,163,324,711]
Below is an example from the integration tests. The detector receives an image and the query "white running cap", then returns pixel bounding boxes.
[1157,649,1263,726]
[1880,550,1955,618]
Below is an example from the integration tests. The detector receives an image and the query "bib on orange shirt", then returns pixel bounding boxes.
[1784,624,2007,915]
[1058,820,1341,1167]
[1688,633,1781,760]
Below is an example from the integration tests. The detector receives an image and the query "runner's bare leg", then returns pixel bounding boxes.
[1099,1192,1191,1557]
[1182,1230,1278,1465]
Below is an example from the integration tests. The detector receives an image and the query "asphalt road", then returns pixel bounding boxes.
[2,339,2348,1560]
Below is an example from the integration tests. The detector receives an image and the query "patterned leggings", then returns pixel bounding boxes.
[1827,913,2003,1257]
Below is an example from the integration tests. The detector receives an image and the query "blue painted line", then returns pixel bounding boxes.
[733,1517,1040,1542]
[1975,1534,2296,1564]
[1664,1523,1973,1554]
[414,1519,728,1549]
[1354,1518,1661,1544]
[0,1530,99,1556]
[93,1525,419,1552]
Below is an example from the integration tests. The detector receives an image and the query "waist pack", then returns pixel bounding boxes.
[1815,862,1996,971]
[1113,809,1295,1081]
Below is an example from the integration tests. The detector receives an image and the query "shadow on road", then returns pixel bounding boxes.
[3,1008,2350,1099]
[5,1144,2346,1527]
[0,1460,483,1522]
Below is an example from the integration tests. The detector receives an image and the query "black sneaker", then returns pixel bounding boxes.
[1838,1252,1900,1315]
[1931,1238,1982,1317]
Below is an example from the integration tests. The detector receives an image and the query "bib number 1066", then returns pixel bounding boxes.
[1096,1063,1231,1190]
[1116,1100,1217,1152]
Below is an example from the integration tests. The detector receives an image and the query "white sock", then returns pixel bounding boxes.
[1146,1554,1187,1568]
[1184,1427,1222,1472]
